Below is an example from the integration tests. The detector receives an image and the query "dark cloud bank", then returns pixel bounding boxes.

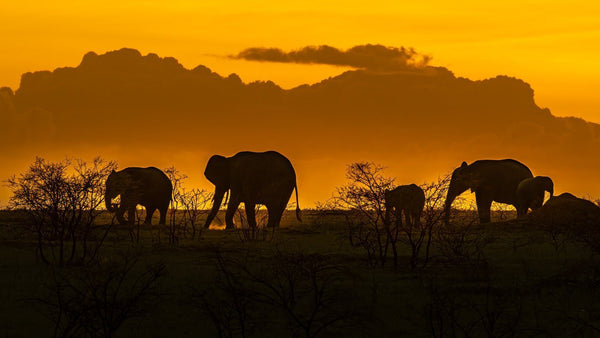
[233,44,432,71]
[1,46,599,202]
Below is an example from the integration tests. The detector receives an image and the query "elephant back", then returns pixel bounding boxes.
[120,167,173,197]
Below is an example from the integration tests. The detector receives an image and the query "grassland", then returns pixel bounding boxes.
[1,209,599,337]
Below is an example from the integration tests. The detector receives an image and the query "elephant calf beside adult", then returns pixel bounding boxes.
[516,176,554,216]
[203,151,301,229]
[444,159,533,224]
[384,184,425,228]
[105,167,173,225]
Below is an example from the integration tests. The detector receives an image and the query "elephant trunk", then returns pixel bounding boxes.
[204,187,227,229]
[444,188,459,225]
[383,201,391,226]
[105,193,115,212]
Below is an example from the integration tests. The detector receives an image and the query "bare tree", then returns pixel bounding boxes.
[178,188,212,240]
[162,167,212,243]
[7,157,117,266]
[405,175,451,270]
[194,247,369,338]
[36,251,166,338]
[321,162,395,267]
[324,163,454,270]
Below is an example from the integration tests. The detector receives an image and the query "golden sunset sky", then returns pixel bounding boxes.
[2,0,599,122]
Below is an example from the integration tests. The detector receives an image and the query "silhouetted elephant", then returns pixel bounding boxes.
[384,184,425,228]
[530,192,600,227]
[203,151,301,229]
[105,167,173,225]
[516,176,554,216]
[444,159,533,224]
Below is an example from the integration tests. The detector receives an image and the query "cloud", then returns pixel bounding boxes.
[232,44,432,71]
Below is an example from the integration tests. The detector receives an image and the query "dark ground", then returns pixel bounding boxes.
[1,209,600,337]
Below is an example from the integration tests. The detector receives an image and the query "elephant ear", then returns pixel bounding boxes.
[469,173,485,193]
[205,155,230,187]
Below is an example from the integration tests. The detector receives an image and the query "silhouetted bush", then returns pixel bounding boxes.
[404,175,451,270]
[319,162,395,267]
[424,277,523,338]
[434,219,493,269]
[36,251,166,338]
[193,248,370,338]
[233,206,276,242]
[323,163,461,270]
[162,167,212,243]
[7,157,117,265]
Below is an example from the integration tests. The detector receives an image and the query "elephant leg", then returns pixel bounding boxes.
[245,202,257,229]
[475,194,492,223]
[127,207,136,225]
[404,210,412,228]
[225,196,241,229]
[395,209,403,228]
[267,204,285,228]
[417,209,423,226]
[145,206,156,225]
[116,206,128,225]
[158,204,168,225]
[412,210,422,227]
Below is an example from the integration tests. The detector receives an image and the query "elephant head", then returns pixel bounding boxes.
[538,176,554,198]
[104,170,121,212]
[444,162,484,223]
[204,155,230,228]
[516,175,554,213]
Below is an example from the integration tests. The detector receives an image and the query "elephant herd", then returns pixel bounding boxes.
[104,153,555,229]
[104,151,300,229]
[386,159,554,227]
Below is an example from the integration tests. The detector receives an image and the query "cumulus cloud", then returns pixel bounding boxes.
[232,44,431,71]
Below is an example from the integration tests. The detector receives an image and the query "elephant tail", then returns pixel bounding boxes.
[295,182,302,222]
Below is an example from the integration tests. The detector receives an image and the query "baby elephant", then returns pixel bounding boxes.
[384,184,425,227]
[516,176,554,216]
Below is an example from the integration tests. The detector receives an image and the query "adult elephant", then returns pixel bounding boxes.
[444,159,533,224]
[384,184,425,228]
[516,176,554,215]
[105,167,173,225]
[203,151,301,229]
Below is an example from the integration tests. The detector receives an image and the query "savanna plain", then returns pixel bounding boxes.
[2,197,600,337]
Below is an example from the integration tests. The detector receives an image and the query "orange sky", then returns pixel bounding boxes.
[1,0,599,122]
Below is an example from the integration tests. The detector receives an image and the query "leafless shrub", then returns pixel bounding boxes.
[425,275,523,338]
[162,167,212,243]
[319,162,395,267]
[191,248,262,338]
[234,206,274,242]
[194,248,369,338]
[163,167,187,245]
[492,202,516,221]
[7,157,117,266]
[323,163,457,270]
[401,175,451,270]
[434,212,493,268]
[36,251,166,338]
[525,265,600,336]
[179,188,212,240]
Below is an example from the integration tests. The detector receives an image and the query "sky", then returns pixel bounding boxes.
[1,0,599,122]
